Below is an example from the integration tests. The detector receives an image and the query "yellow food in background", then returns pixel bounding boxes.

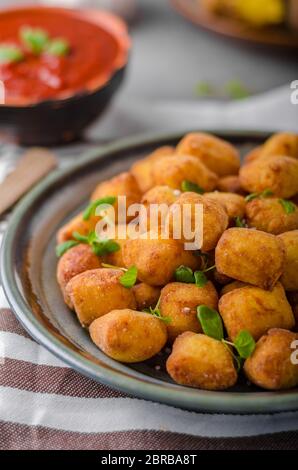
[202,0,286,27]
[237,0,285,26]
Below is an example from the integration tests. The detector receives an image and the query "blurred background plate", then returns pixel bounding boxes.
[170,0,298,50]
[1,129,298,414]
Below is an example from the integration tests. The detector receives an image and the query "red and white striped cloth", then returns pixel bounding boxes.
[1,301,298,449]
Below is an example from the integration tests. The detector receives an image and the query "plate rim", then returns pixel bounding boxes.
[2,128,298,414]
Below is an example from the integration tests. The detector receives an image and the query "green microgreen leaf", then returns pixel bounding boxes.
[235,216,246,227]
[91,237,120,256]
[197,305,224,341]
[55,240,79,257]
[143,296,171,324]
[245,192,259,202]
[87,230,98,244]
[222,340,243,372]
[278,199,296,215]
[119,266,138,288]
[245,188,274,202]
[181,180,204,194]
[144,307,171,324]
[175,264,215,287]
[260,188,274,198]
[194,271,208,287]
[72,231,88,243]
[0,44,24,64]
[72,230,120,256]
[233,330,256,359]
[20,26,49,54]
[83,196,116,221]
[195,80,214,98]
[46,38,70,56]
[225,79,250,100]
[175,265,195,283]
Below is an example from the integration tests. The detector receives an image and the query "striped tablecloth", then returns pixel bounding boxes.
[1,301,298,450]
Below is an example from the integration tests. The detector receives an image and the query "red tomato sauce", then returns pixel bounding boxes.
[0,8,119,104]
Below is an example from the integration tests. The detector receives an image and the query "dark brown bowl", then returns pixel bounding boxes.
[0,67,126,146]
[0,7,130,146]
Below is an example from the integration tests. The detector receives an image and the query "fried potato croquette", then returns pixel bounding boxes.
[239,155,298,199]
[220,281,247,295]
[217,175,245,195]
[57,212,100,244]
[65,268,136,327]
[152,155,218,192]
[243,146,263,165]
[122,231,200,286]
[91,172,142,222]
[102,225,137,268]
[141,185,179,207]
[57,244,102,308]
[260,132,298,160]
[104,237,126,268]
[215,228,285,290]
[176,132,240,177]
[246,198,298,235]
[91,171,141,203]
[131,146,175,193]
[213,269,232,285]
[140,185,180,231]
[244,329,298,390]
[89,309,167,362]
[219,282,295,341]
[166,332,237,390]
[159,282,218,342]
[166,192,228,251]
[132,283,161,310]
[287,291,298,331]
[278,230,298,291]
[204,191,246,220]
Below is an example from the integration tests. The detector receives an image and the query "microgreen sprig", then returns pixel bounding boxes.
[143,296,171,324]
[20,26,49,54]
[181,180,204,194]
[46,38,70,57]
[234,216,247,228]
[101,263,138,289]
[55,230,120,258]
[119,266,138,288]
[197,305,255,370]
[175,263,215,288]
[0,44,24,64]
[224,79,251,100]
[175,265,194,284]
[245,188,273,202]
[20,26,70,57]
[55,240,80,257]
[83,196,116,221]
[278,199,296,215]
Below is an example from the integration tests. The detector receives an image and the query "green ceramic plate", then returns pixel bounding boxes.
[2,130,298,414]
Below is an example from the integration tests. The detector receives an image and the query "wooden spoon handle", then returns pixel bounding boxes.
[0,148,57,216]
